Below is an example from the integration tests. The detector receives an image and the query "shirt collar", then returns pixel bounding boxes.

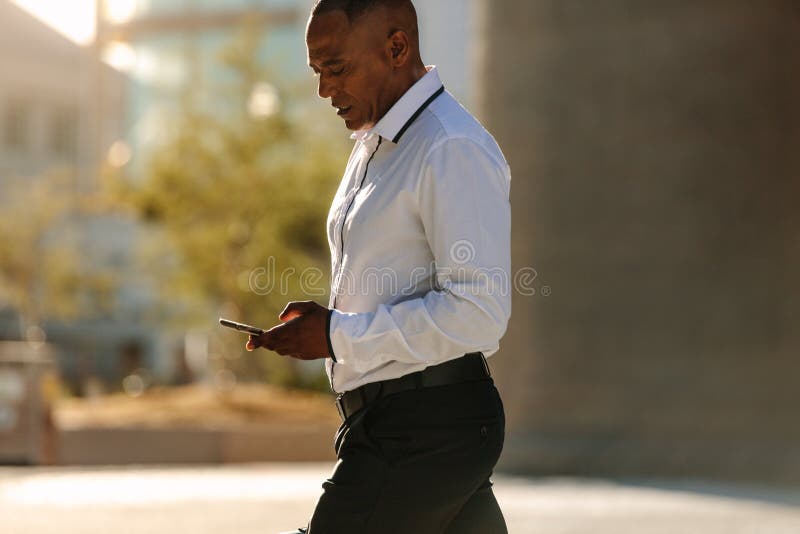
[350,66,444,144]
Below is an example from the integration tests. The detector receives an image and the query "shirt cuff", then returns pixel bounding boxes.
[326,309,337,362]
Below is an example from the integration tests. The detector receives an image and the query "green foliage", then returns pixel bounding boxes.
[113,25,346,388]
[0,173,117,333]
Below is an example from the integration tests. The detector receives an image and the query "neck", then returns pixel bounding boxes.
[400,61,429,94]
[380,61,428,118]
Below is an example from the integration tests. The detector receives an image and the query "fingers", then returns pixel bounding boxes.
[265,320,297,354]
[243,304,327,361]
[246,331,280,352]
[246,334,262,352]
[245,318,302,353]
[279,300,320,322]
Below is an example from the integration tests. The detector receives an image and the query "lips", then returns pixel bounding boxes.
[335,105,352,117]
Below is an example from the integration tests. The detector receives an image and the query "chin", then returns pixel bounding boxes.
[344,119,364,131]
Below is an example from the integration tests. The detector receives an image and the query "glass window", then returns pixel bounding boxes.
[102,0,301,23]
[50,106,78,157]
[4,99,31,151]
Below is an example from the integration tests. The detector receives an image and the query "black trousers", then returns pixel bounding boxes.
[307,378,508,533]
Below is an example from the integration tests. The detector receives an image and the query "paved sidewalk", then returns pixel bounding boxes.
[2,464,800,533]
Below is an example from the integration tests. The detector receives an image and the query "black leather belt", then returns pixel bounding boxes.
[335,352,491,421]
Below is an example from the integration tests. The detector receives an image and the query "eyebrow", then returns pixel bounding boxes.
[309,58,345,70]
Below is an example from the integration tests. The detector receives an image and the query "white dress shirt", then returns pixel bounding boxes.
[325,66,512,393]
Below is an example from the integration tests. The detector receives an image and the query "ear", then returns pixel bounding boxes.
[387,30,411,67]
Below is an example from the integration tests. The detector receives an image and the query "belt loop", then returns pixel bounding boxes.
[480,353,492,377]
[335,395,346,421]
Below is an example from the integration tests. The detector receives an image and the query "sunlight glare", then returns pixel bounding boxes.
[105,0,138,24]
[11,0,97,46]
[102,41,137,72]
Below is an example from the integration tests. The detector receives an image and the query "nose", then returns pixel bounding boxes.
[317,73,336,99]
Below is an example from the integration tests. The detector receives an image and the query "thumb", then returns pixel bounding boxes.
[279,301,318,322]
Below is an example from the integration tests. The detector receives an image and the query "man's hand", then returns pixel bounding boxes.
[246,300,332,361]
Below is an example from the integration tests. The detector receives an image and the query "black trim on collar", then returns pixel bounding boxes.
[391,85,445,144]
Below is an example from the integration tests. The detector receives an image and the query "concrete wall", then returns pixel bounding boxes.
[415,0,478,105]
[477,0,800,483]
[57,424,337,465]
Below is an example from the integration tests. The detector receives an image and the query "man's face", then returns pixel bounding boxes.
[306,10,393,131]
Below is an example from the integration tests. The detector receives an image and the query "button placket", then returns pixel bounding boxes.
[332,136,383,309]
[328,136,383,393]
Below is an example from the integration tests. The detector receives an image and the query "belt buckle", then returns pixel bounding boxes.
[335,394,346,421]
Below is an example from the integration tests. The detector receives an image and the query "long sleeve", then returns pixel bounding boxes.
[328,136,512,373]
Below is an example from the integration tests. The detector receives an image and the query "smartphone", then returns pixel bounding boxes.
[218,318,266,336]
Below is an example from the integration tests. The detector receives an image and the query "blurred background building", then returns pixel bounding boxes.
[0,1,115,188]
[0,0,161,395]
[95,0,476,173]
[96,0,304,176]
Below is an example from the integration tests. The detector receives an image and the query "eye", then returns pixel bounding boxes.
[330,67,345,76]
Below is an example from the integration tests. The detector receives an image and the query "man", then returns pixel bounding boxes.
[247,1,511,532]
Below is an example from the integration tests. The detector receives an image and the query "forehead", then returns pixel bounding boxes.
[306,11,353,61]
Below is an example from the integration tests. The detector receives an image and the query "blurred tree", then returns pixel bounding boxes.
[111,23,345,389]
[0,173,117,339]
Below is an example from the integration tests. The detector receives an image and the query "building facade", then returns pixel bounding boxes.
[97,0,477,172]
[0,1,158,393]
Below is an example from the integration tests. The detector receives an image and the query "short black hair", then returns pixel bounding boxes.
[312,0,416,25]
